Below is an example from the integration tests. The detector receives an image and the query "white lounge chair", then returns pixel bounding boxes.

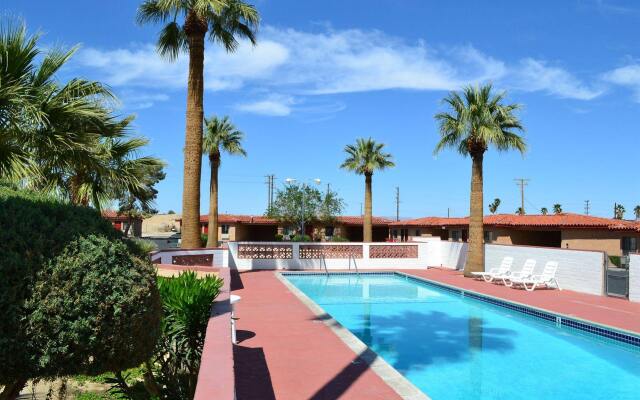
[509,261,562,291]
[502,259,536,286]
[470,256,514,282]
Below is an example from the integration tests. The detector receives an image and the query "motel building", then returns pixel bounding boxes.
[102,210,143,237]
[389,213,640,259]
[177,214,394,243]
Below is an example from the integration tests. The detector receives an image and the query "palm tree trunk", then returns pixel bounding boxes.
[466,153,484,276]
[206,154,220,247]
[364,172,373,242]
[181,13,207,249]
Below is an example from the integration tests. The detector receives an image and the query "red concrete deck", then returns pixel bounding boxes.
[231,270,402,400]
[405,268,640,334]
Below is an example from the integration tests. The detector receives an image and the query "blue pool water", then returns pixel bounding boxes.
[284,273,640,400]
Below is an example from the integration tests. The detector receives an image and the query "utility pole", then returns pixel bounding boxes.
[584,200,590,215]
[447,208,450,218]
[265,174,275,212]
[360,203,363,216]
[514,178,530,215]
[395,187,400,221]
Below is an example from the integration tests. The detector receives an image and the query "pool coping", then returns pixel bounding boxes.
[275,272,430,400]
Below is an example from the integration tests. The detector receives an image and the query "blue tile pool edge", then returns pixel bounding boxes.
[280,270,640,349]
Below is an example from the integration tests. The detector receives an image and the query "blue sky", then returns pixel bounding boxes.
[6,0,640,218]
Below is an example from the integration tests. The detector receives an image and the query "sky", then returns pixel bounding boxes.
[5,0,640,219]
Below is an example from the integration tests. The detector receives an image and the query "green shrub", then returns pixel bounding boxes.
[147,272,224,399]
[200,233,207,247]
[26,235,161,377]
[274,233,283,241]
[0,187,161,388]
[609,255,621,267]
[126,238,158,258]
[292,234,312,242]
[331,236,349,242]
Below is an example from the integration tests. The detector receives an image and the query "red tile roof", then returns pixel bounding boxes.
[186,214,394,226]
[392,213,640,231]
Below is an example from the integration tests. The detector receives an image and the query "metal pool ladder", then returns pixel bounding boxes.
[348,254,360,276]
[320,255,329,275]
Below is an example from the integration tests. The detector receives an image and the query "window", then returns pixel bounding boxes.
[392,229,398,238]
[325,226,335,237]
[221,224,230,235]
[450,230,460,241]
[621,237,638,254]
[415,229,422,237]
[484,231,493,243]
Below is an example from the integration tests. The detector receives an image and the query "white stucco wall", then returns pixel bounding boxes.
[484,244,605,296]
[630,254,640,302]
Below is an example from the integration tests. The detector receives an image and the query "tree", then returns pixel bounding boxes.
[634,205,640,220]
[341,138,395,242]
[541,207,548,215]
[137,0,259,248]
[515,207,524,215]
[267,183,344,237]
[118,162,166,236]
[202,115,246,247]
[434,85,525,276]
[488,198,501,214]
[0,22,115,181]
[553,204,563,214]
[614,203,625,220]
[0,187,161,400]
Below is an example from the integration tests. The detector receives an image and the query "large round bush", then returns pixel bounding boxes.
[0,186,161,385]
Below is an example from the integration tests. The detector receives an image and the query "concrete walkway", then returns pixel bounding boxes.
[231,270,401,400]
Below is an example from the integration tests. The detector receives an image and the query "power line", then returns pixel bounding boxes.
[584,200,590,215]
[395,187,400,221]
[514,178,530,214]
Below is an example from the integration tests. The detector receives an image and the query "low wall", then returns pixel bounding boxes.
[150,248,229,267]
[485,244,605,296]
[227,242,429,270]
[193,267,235,400]
[630,254,640,302]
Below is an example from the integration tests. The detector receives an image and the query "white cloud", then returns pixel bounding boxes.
[73,25,607,116]
[603,64,640,101]
[509,59,604,100]
[235,94,295,116]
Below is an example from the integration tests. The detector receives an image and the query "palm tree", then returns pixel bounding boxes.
[634,205,640,220]
[553,204,563,214]
[137,0,259,248]
[515,207,524,215]
[434,85,525,276]
[0,22,114,180]
[488,198,501,214]
[541,207,548,215]
[614,204,625,220]
[341,138,394,242]
[202,115,246,247]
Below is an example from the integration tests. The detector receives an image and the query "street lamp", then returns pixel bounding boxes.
[285,177,321,239]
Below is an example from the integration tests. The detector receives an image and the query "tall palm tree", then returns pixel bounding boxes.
[553,204,563,214]
[634,205,640,220]
[541,207,548,215]
[137,0,259,248]
[202,115,246,247]
[434,85,525,276]
[341,138,394,242]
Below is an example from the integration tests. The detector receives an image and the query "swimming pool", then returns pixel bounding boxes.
[283,272,640,400]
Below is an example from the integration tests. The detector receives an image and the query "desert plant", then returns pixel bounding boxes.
[434,84,525,276]
[137,0,259,248]
[147,272,224,399]
[341,138,395,242]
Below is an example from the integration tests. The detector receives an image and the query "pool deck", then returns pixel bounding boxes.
[404,268,640,334]
[231,268,640,399]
